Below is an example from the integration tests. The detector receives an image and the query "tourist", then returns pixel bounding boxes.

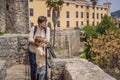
[28,16,50,80]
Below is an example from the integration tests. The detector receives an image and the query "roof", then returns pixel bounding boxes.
[64,0,108,8]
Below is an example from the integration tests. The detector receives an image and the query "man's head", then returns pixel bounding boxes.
[38,16,47,28]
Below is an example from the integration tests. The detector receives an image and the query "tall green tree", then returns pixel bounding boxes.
[96,14,117,34]
[90,0,98,25]
[46,0,64,47]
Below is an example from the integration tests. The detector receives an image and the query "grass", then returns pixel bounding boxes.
[54,47,65,51]
[0,32,6,35]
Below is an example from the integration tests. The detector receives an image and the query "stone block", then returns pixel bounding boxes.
[0,60,6,80]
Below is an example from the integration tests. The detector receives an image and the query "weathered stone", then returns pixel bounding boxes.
[51,59,66,80]
[0,60,6,80]
[51,30,85,57]
[6,0,29,33]
[0,34,29,67]
[51,58,116,80]
[55,49,69,58]
[0,30,84,67]
[0,0,6,32]
[5,64,30,80]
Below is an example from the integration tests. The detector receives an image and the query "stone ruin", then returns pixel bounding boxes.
[0,0,29,33]
[0,0,117,80]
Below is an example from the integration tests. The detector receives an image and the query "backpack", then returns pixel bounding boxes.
[33,26,46,38]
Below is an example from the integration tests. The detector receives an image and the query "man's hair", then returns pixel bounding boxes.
[38,16,47,24]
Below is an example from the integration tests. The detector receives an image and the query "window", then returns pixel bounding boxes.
[30,0,33,2]
[30,8,34,16]
[97,7,99,10]
[104,8,107,11]
[76,11,78,18]
[30,22,34,27]
[81,21,83,25]
[92,13,94,19]
[66,11,70,18]
[87,12,89,18]
[81,6,83,8]
[92,22,94,26]
[76,5,78,8]
[87,20,89,25]
[57,21,60,27]
[66,3,69,6]
[81,12,83,18]
[97,13,99,19]
[47,10,51,17]
[86,6,89,9]
[76,21,79,27]
[47,22,51,29]
[97,22,99,25]
[101,14,103,18]
[67,21,70,28]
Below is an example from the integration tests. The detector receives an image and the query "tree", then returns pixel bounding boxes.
[46,0,64,47]
[83,14,117,60]
[90,0,98,25]
[96,14,117,34]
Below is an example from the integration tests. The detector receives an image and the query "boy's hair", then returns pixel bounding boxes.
[38,16,47,24]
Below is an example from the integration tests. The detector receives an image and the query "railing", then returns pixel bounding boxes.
[45,44,57,80]
[37,44,57,80]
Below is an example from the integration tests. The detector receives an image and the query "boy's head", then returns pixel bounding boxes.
[35,36,46,47]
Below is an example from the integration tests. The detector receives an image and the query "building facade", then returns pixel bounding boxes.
[29,0,111,30]
[112,17,120,28]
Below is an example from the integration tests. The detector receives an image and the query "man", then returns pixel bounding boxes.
[28,16,50,80]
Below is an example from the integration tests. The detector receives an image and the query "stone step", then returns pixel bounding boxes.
[0,60,6,80]
[5,64,30,80]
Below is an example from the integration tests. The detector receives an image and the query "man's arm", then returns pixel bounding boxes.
[28,26,35,44]
[45,27,50,43]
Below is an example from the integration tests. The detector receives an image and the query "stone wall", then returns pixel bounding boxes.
[6,0,29,33]
[0,61,6,80]
[0,0,29,33]
[0,34,29,67]
[0,30,84,66]
[50,58,116,80]
[0,0,6,32]
[51,30,85,57]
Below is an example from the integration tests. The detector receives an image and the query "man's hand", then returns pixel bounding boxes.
[29,41,35,46]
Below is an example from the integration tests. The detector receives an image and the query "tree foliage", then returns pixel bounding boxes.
[46,0,64,47]
[46,0,64,10]
[96,14,117,34]
[83,15,120,79]
[87,29,120,77]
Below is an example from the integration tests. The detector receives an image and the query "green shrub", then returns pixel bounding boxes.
[96,14,117,34]
[83,25,98,38]
[83,15,120,79]
[54,47,65,51]
[0,32,6,35]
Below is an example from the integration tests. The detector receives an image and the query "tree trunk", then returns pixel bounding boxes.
[52,9,59,47]
[53,23,56,47]
[94,7,95,26]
